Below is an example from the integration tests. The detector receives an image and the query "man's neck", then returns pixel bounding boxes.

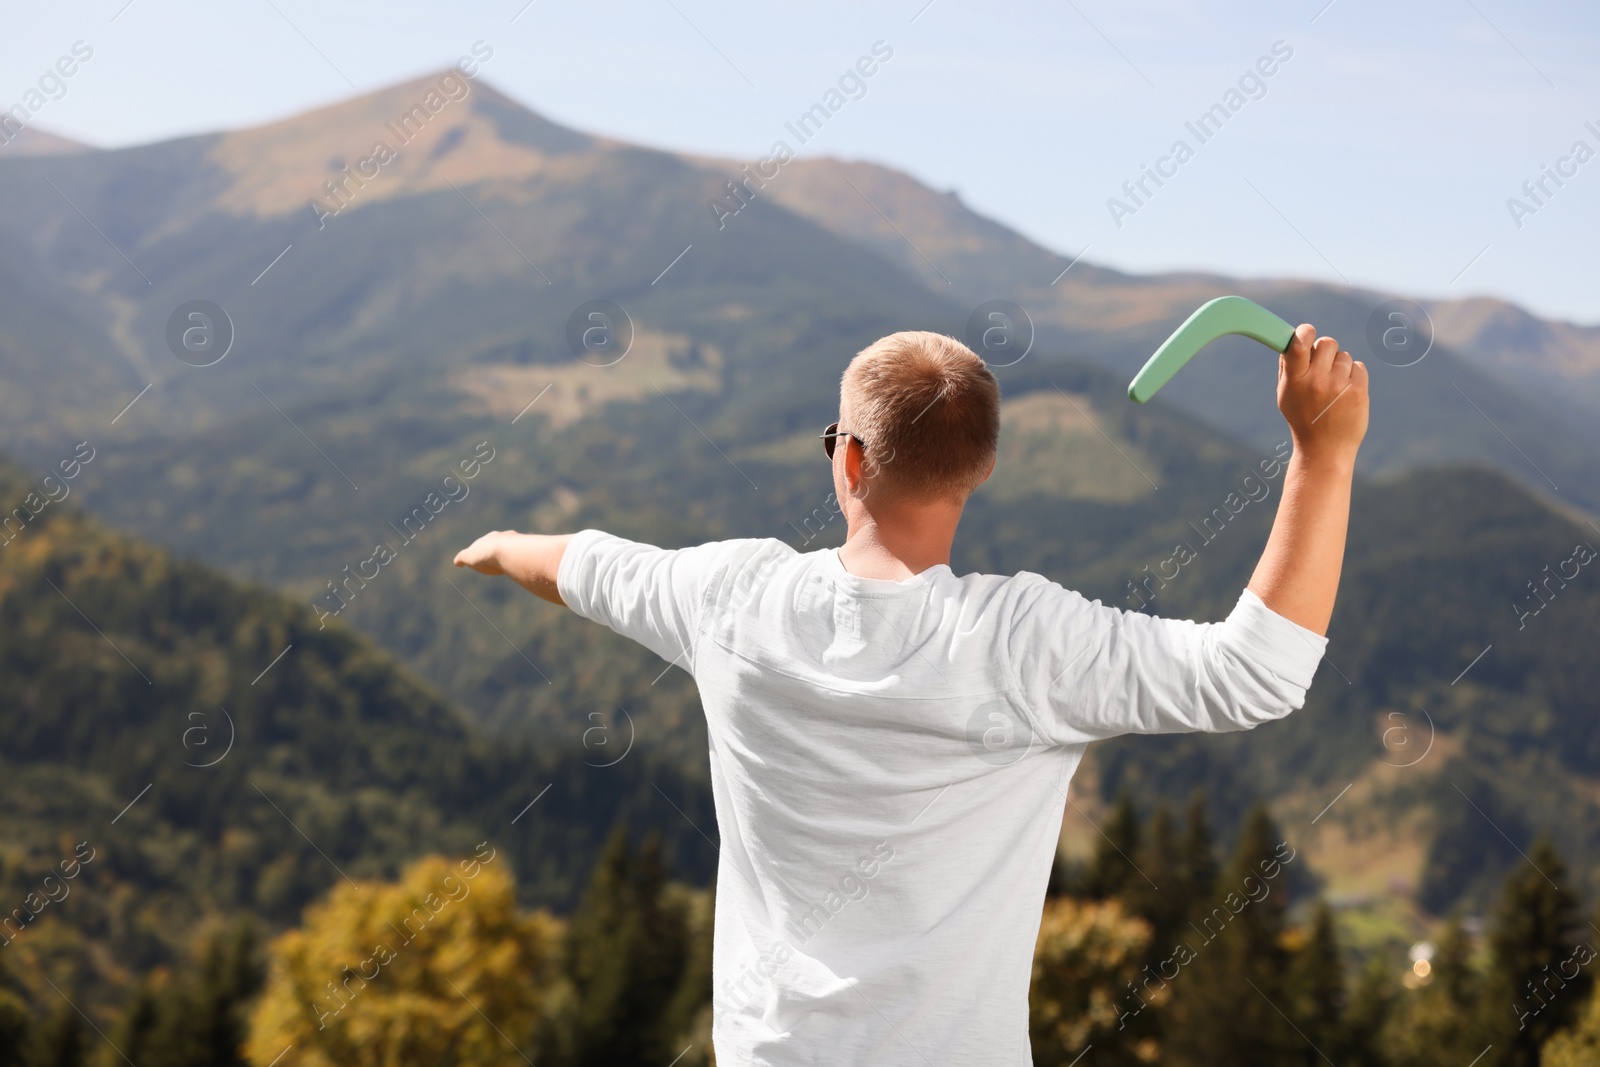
[836,503,963,581]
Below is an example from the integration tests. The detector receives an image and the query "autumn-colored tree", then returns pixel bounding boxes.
[245,851,570,1067]
[1029,896,1156,1067]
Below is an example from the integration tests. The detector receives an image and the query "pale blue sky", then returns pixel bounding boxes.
[6,0,1597,323]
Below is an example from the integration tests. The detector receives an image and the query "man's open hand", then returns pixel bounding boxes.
[454,531,510,575]
[453,530,572,605]
[1278,323,1369,467]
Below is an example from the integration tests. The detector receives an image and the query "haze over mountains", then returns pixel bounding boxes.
[1,68,1597,956]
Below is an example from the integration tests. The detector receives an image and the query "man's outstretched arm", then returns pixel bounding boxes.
[454,531,574,605]
[1247,322,1369,636]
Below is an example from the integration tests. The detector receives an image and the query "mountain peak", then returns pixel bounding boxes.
[0,126,97,157]
[206,70,599,220]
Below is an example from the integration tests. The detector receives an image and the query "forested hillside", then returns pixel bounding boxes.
[0,454,716,1022]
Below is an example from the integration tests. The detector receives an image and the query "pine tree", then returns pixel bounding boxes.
[1383,914,1485,1067]
[1543,909,1600,1067]
[1078,792,1143,900]
[1164,805,1302,1066]
[28,1002,83,1067]
[1129,803,1182,946]
[0,974,28,1067]
[1433,913,1478,1011]
[105,983,158,1067]
[567,825,694,1066]
[138,922,262,1067]
[1288,901,1346,1061]
[1342,956,1394,1067]
[1178,791,1219,906]
[193,923,261,1067]
[1480,837,1587,1067]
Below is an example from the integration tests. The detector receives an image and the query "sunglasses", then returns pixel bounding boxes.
[819,422,865,460]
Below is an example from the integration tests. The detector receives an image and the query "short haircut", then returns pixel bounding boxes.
[840,331,1001,503]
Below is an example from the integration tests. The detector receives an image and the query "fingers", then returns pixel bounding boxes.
[1310,335,1340,377]
[453,532,500,569]
[1284,323,1315,378]
[1351,358,1369,392]
[1332,347,1354,382]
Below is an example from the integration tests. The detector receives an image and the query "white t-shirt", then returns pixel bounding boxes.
[557,530,1326,1066]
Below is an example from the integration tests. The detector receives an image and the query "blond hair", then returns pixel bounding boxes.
[840,331,1000,502]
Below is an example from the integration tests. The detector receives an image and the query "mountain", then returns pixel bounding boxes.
[0,126,95,157]
[1426,296,1600,415]
[751,157,1600,513]
[0,69,1596,937]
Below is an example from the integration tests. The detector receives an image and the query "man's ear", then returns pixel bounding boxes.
[844,435,867,494]
[980,452,997,485]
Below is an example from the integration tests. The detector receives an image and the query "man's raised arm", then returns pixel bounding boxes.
[454,531,574,605]
[1247,322,1370,636]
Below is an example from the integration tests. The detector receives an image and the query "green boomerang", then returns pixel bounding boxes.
[1127,295,1296,403]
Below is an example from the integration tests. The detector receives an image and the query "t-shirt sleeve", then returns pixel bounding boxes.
[1007,576,1328,745]
[556,529,757,674]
